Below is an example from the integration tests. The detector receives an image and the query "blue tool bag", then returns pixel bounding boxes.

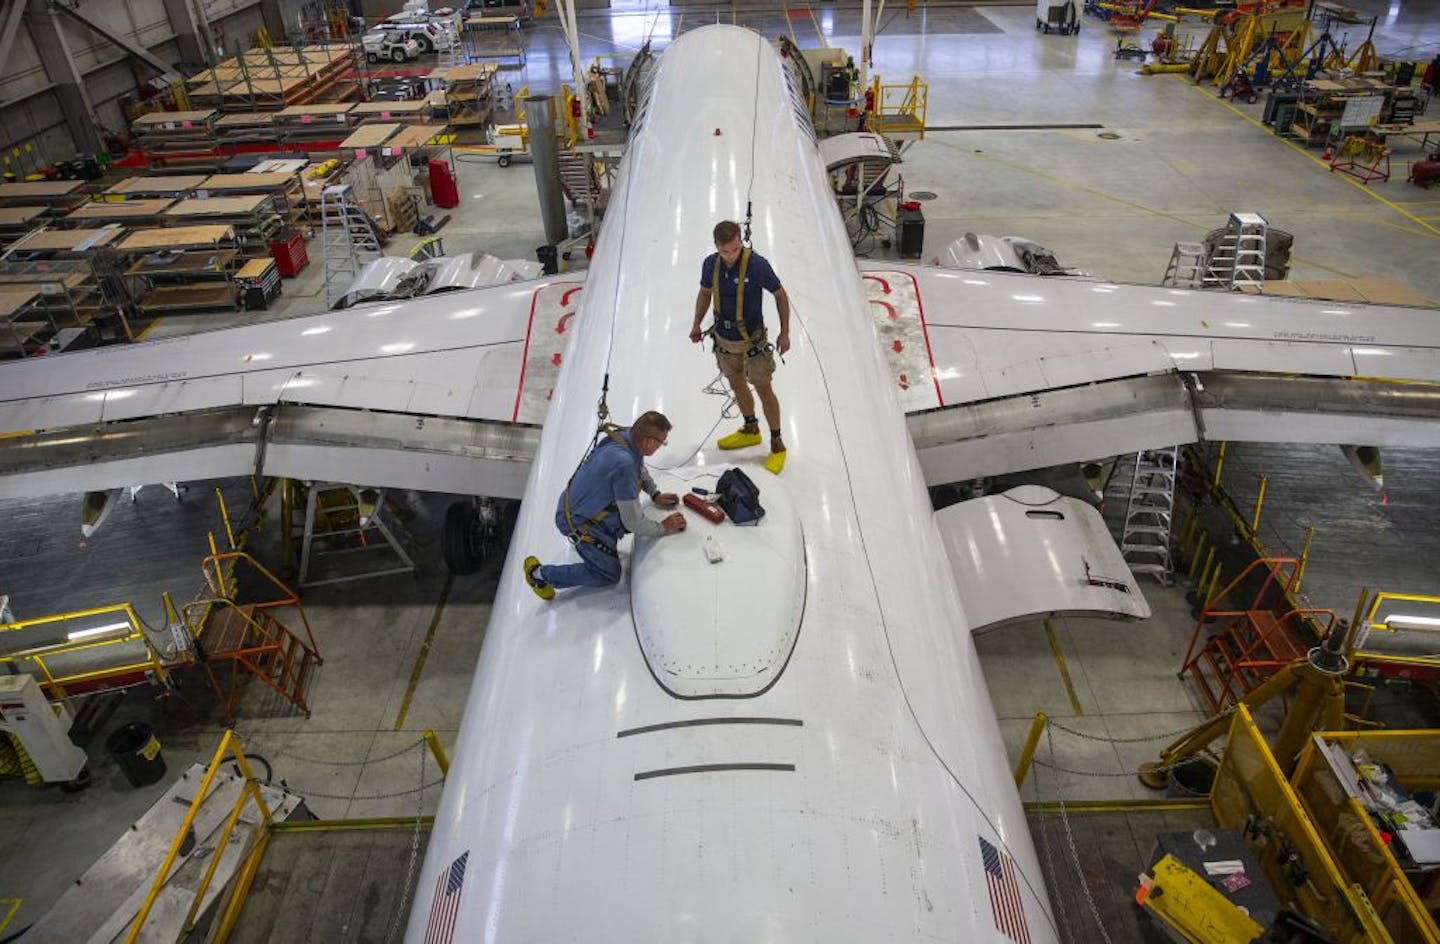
[716,468,765,526]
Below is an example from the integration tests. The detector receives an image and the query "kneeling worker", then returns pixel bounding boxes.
[524,411,685,600]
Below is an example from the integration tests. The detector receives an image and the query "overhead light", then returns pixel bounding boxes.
[302,325,332,336]
[1011,294,1044,303]
[67,621,131,642]
[380,341,416,354]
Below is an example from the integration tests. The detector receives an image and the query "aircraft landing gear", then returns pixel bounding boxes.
[443,497,519,575]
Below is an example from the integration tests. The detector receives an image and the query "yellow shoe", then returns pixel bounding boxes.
[764,449,787,475]
[523,555,555,600]
[716,428,762,450]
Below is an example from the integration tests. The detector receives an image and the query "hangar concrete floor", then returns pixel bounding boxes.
[2,2,1438,940]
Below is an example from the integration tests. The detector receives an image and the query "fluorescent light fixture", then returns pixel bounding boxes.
[302,325,332,336]
[1224,322,1251,328]
[1352,348,1392,357]
[243,352,273,362]
[1091,321,1120,328]
[1320,309,1351,316]
[380,341,416,355]
[1151,300,1176,307]
[1011,294,1044,303]
[86,389,136,402]
[1381,614,1440,632]
[67,621,131,642]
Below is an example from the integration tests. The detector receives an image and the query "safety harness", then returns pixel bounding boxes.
[561,424,644,557]
[710,248,773,360]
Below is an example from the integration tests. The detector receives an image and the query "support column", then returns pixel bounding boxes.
[160,0,212,66]
[23,0,102,153]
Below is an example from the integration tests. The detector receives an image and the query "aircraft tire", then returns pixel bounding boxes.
[443,501,483,575]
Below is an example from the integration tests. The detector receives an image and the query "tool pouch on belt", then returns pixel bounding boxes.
[716,468,765,526]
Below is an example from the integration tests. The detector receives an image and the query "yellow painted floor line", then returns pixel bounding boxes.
[393,573,454,730]
[133,318,163,341]
[1044,619,1085,716]
[0,898,20,935]
[1183,76,1440,241]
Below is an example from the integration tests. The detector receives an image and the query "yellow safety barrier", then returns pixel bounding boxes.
[124,730,273,943]
[867,74,928,140]
[1211,705,1396,943]
[0,603,170,700]
[1363,591,1440,635]
[1292,730,1440,943]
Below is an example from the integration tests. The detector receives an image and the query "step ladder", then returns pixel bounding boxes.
[320,184,382,306]
[1163,242,1208,288]
[287,482,417,588]
[186,551,322,722]
[1177,558,1333,713]
[1117,447,1179,584]
[1202,212,1268,291]
[558,151,597,209]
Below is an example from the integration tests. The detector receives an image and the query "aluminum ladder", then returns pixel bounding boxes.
[319,184,381,306]
[1163,242,1207,288]
[1202,212,1267,291]
[1117,446,1179,584]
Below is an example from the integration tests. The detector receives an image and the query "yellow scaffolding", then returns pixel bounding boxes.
[0,603,171,700]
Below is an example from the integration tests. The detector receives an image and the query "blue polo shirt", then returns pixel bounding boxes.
[554,429,644,547]
[700,250,781,341]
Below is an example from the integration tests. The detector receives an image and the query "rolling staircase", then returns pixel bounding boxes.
[1202,211,1268,291]
[1178,557,1334,713]
[186,552,322,721]
[1114,447,1180,584]
[320,184,382,306]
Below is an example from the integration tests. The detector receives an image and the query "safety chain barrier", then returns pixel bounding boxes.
[384,741,429,944]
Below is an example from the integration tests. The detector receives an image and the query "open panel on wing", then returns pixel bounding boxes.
[0,277,587,500]
[862,263,1440,484]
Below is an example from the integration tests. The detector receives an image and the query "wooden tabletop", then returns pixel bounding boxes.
[351,100,430,116]
[7,226,127,252]
[164,194,271,218]
[118,225,235,250]
[341,124,401,149]
[197,172,300,192]
[0,180,86,200]
[67,199,175,220]
[0,287,42,318]
[131,110,217,127]
[104,175,209,195]
[386,124,449,149]
[213,111,278,128]
[277,102,355,117]
[0,206,48,226]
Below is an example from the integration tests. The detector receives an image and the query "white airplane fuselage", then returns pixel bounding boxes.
[406,26,1056,943]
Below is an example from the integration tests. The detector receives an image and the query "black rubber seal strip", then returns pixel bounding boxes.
[634,763,795,781]
[617,717,803,738]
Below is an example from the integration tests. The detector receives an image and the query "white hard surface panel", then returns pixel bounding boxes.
[631,469,805,697]
[874,264,1440,409]
[936,485,1150,632]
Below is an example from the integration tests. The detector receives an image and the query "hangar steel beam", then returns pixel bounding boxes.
[22,0,102,153]
[54,1,171,74]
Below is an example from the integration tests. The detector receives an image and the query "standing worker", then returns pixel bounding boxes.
[524,411,685,600]
[689,220,792,475]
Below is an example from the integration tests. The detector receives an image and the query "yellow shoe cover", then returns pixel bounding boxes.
[716,428,762,450]
[764,449,787,475]
[523,555,555,600]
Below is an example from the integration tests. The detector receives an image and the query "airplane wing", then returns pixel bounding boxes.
[860,263,1440,484]
[0,276,587,500]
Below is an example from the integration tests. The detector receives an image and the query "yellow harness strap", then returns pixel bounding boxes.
[711,247,752,342]
[562,426,643,547]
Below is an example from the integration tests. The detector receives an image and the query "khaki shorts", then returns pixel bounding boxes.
[713,331,776,386]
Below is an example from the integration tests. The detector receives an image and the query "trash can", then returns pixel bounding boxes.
[536,244,559,275]
[106,722,166,787]
[1166,756,1217,798]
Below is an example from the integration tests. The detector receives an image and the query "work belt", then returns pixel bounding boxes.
[712,328,771,359]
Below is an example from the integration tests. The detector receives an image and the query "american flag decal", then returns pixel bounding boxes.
[979,836,1031,944]
[423,850,469,944]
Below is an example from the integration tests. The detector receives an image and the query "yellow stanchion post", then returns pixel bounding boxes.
[1014,711,1048,789]
[1190,538,1213,588]
[216,487,236,550]
[1295,524,1316,592]
[423,729,450,775]
[1212,441,1227,490]
[1186,529,1209,581]
[1250,474,1268,534]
